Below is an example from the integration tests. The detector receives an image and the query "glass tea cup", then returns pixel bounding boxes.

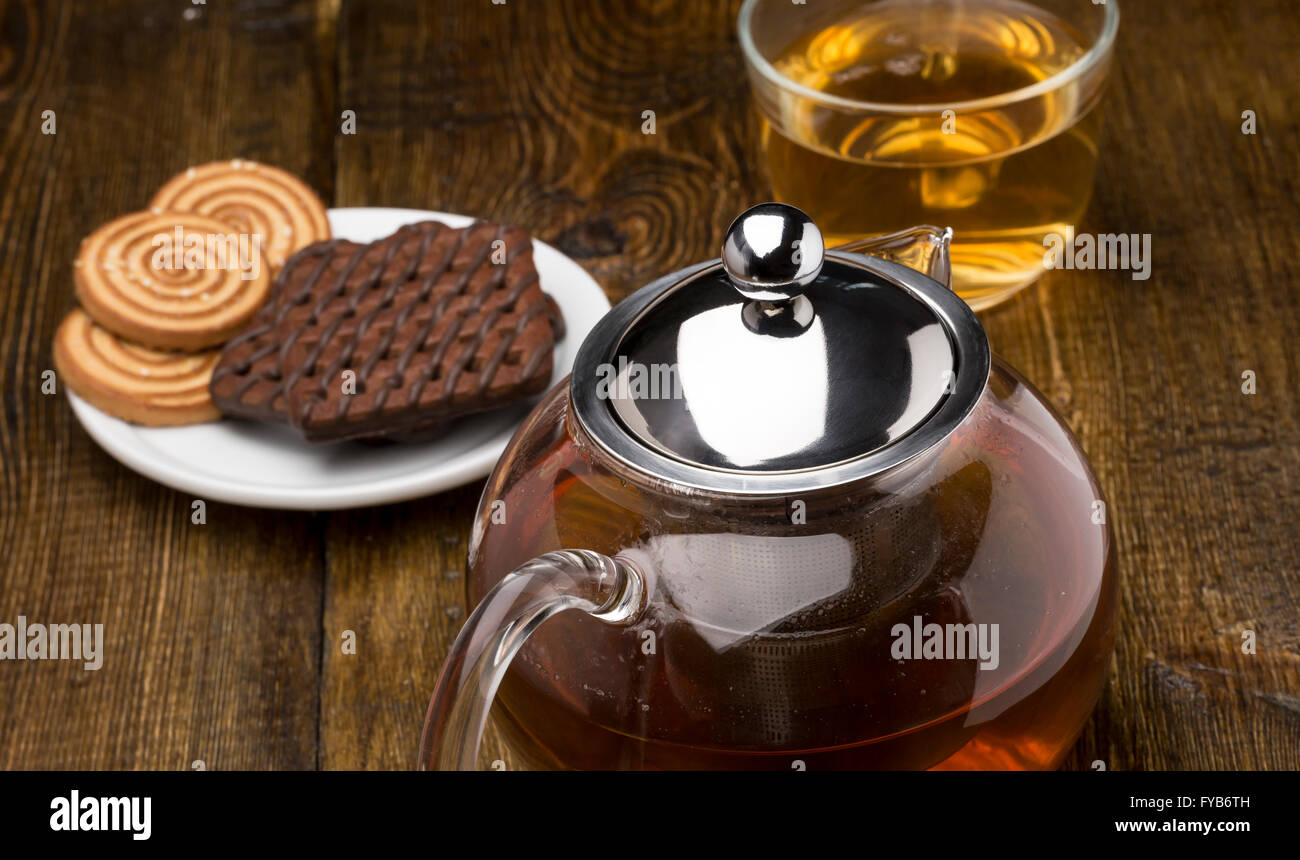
[739,0,1119,310]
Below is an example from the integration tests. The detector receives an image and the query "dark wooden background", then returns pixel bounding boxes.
[0,0,1296,770]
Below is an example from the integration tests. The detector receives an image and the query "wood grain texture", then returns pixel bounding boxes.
[0,0,1297,770]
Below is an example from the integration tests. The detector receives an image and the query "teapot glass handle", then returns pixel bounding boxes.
[832,225,954,290]
[418,550,646,771]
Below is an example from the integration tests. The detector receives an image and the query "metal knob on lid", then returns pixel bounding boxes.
[721,203,825,303]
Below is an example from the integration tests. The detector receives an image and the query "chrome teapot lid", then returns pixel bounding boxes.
[570,203,990,496]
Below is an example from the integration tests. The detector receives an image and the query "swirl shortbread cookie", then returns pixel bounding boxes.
[74,210,273,350]
[149,160,331,269]
[53,309,221,426]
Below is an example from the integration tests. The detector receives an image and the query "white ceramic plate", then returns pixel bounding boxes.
[66,207,610,509]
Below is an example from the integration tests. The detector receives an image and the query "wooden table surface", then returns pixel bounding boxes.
[1,0,1296,771]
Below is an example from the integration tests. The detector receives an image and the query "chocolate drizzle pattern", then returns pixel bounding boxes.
[210,220,561,443]
[209,241,352,422]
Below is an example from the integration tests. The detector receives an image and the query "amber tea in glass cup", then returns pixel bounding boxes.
[739,0,1118,309]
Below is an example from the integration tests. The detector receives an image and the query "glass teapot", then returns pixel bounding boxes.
[420,204,1115,771]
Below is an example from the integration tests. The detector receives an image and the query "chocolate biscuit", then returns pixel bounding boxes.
[279,221,555,441]
[210,221,563,443]
[208,240,358,422]
[211,223,452,423]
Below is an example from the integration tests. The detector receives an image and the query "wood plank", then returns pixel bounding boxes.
[0,0,335,769]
